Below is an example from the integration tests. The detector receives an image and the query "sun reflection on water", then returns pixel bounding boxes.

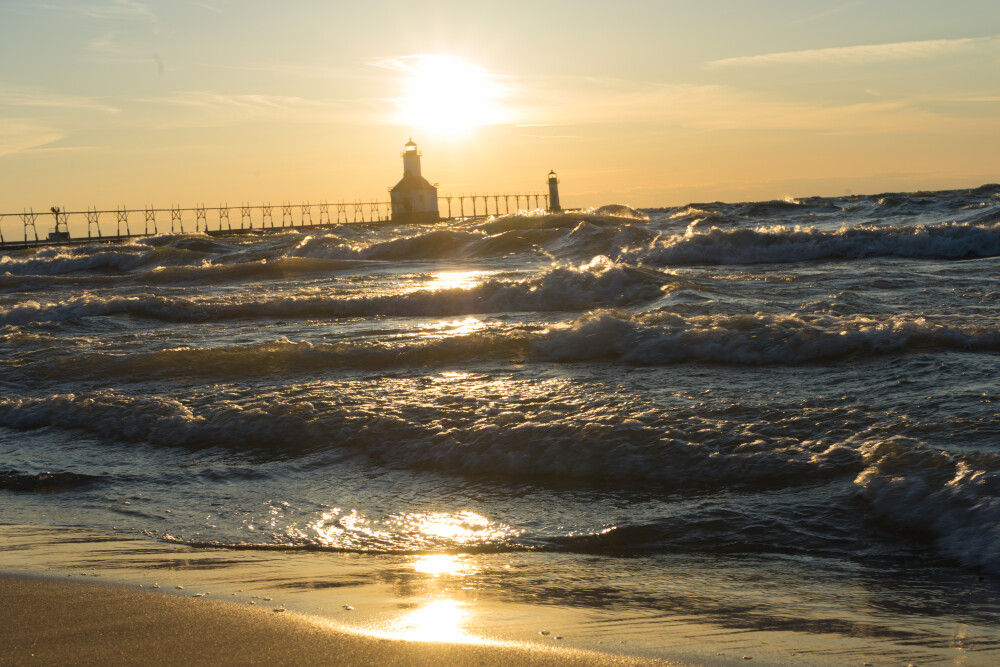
[413,554,477,577]
[426,270,482,291]
[376,599,485,644]
[399,510,513,545]
[308,508,516,551]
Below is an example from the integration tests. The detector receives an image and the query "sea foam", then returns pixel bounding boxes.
[627,221,1000,265]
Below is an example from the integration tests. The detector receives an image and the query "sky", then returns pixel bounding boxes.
[1,0,999,214]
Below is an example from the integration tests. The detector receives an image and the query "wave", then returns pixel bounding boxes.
[475,212,595,234]
[143,256,367,285]
[532,310,1000,364]
[0,246,164,275]
[627,221,1000,265]
[0,258,670,325]
[6,310,998,384]
[855,439,1000,573]
[17,333,534,380]
[666,206,723,221]
[0,234,250,277]
[0,256,371,290]
[0,390,863,488]
[591,204,649,220]
[289,229,486,261]
[289,215,657,262]
[0,469,103,492]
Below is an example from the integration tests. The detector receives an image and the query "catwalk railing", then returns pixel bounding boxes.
[0,192,549,248]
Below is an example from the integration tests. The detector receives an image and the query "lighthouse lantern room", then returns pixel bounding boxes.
[390,139,440,223]
[547,170,561,213]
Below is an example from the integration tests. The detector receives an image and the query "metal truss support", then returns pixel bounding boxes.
[21,209,39,242]
[87,208,101,237]
[170,206,182,234]
[116,208,130,237]
[195,206,207,232]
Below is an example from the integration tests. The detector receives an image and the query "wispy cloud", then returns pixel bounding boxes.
[84,31,163,68]
[787,1,863,26]
[0,119,63,157]
[0,85,119,114]
[52,0,156,21]
[943,95,1000,103]
[191,1,227,14]
[512,76,999,137]
[143,91,380,127]
[708,36,990,68]
[213,62,368,81]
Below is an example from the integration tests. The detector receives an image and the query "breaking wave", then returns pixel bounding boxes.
[855,439,1000,573]
[0,258,670,325]
[533,310,1000,364]
[8,310,999,385]
[628,221,1000,265]
[0,390,863,488]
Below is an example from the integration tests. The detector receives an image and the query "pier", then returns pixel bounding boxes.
[0,192,549,250]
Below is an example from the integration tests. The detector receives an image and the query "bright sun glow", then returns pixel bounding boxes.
[375,599,487,644]
[394,55,509,136]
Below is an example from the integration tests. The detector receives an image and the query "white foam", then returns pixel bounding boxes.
[625,221,1000,265]
[532,310,1000,364]
[0,258,670,325]
[0,247,158,275]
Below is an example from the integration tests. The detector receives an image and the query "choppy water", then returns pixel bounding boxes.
[3,185,1000,660]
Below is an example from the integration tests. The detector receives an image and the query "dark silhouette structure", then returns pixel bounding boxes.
[389,139,439,223]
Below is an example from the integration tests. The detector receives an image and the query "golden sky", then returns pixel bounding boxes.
[2,0,999,212]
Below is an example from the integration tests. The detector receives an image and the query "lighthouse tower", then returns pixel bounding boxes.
[547,170,562,213]
[390,139,440,223]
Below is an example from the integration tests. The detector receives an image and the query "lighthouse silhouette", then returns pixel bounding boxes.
[389,139,440,223]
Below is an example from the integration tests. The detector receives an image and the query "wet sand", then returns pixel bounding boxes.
[1,574,671,666]
[5,524,973,665]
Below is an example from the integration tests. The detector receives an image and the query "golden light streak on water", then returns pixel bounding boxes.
[406,511,510,544]
[426,271,482,291]
[412,554,477,577]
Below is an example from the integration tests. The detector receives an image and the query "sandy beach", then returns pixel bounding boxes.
[1,525,694,666]
[1,573,674,666]
[3,522,996,665]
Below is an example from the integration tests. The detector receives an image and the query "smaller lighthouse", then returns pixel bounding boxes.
[390,139,440,223]
[547,170,561,213]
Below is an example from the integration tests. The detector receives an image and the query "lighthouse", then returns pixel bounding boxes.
[390,139,440,223]
[547,170,561,213]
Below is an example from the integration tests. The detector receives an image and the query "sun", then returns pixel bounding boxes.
[394,55,509,136]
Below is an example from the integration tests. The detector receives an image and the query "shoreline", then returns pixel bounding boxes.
[4,523,994,665]
[1,572,666,666]
[0,524,689,666]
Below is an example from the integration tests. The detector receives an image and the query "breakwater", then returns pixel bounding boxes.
[0,192,549,249]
